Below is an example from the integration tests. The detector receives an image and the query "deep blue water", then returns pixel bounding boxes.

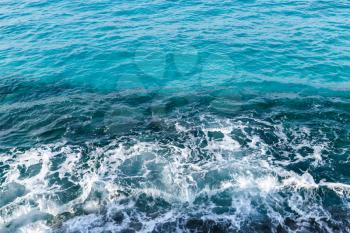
[1,0,350,232]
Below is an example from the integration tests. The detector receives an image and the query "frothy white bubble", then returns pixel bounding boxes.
[0,116,348,232]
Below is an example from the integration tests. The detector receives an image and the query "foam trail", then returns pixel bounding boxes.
[0,115,349,232]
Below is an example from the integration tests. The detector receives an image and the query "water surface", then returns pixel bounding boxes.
[1,0,350,232]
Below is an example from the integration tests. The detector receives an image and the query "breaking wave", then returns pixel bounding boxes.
[1,97,350,232]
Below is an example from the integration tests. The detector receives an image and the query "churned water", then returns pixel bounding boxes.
[1,0,350,232]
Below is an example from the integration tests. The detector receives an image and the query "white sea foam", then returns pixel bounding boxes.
[0,116,348,232]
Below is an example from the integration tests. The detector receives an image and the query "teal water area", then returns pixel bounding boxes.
[1,1,350,232]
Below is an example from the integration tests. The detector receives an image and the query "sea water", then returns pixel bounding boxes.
[1,0,350,232]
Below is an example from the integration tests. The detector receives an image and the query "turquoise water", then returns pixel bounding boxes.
[1,0,350,232]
